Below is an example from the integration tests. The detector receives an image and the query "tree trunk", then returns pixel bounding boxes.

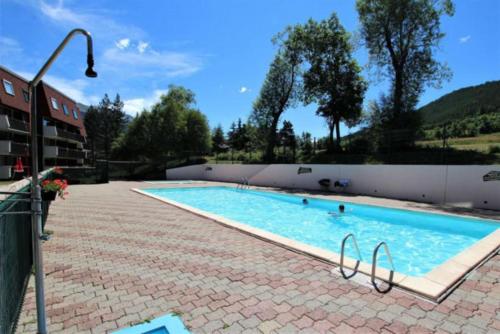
[328,124,335,153]
[335,118,342,152]
[393,69,403,120]
[265,119,279,162]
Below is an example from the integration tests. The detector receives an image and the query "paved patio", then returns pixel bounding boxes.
[17,181,500,333]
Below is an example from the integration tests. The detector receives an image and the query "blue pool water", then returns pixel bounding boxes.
[143,187,498,276]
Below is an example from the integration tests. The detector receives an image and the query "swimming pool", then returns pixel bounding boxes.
[141,186,498,277]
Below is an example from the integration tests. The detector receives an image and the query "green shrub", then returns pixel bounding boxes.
[489,145,500,154]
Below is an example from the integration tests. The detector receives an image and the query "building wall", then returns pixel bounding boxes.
[0,66,87,178]
[165,164,500,210]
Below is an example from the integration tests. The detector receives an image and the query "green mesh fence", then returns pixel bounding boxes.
[0,184,50,334]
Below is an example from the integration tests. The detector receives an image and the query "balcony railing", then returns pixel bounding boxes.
[0,140,30,156]
[44,145,85,159]
[57,129,85,143]
[58,148,86,159]
[0,115,29,133]
[43,125,85,143]
[9,118,30,133]
[11,142,30,156]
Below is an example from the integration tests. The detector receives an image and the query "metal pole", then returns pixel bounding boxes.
[27,27,96,334]
[29,83,47,334]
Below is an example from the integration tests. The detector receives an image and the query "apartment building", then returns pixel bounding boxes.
[0,66,86,179]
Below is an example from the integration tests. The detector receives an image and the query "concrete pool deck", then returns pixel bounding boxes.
[17,181,500,333]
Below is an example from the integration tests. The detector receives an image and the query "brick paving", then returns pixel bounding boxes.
[17,181,500,333]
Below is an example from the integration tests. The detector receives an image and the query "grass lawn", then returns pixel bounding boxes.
[417,132,500,153]
[202,133,500,165]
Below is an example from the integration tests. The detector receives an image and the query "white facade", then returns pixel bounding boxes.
[166,164,500,210]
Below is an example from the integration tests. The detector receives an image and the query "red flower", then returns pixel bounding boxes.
[53,166,64,174]
[41,178,69,199]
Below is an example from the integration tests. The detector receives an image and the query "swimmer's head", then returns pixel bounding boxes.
[339,204,345,213]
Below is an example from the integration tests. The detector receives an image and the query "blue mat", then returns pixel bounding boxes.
[113,314,190,334]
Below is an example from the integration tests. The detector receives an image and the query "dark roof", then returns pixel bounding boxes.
[38,81,86,136]
[0,66,86,136]
[0,66,30,113]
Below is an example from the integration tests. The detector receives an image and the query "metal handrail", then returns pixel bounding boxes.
[340,233,362,279]
[371,241,395,293]
[237,177,249,189]
[0,191,31,195]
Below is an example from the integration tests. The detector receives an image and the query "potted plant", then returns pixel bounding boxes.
[41,178,68,201]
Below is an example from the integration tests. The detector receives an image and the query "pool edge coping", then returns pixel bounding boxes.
[131,187,500,302]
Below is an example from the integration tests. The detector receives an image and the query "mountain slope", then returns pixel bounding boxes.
[418,80,500,126]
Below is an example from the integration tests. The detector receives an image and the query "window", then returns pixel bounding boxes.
[2,79,14,96]
[62,104,69,115]
[51,97,59,110]
[22,90,29,102]
[72,109,79,120]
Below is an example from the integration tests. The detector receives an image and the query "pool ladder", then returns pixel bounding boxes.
[237,177,250,189]
[339,233,395,293]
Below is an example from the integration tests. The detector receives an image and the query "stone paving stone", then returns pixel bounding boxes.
[257,320,280,333]
[15,181,500,333]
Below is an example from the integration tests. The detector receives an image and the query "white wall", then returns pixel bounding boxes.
[165,164,500,210]
[204,164,268,183]
[166,164,204,180]
[445,166,500,209]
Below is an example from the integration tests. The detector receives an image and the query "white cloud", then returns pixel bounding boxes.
[239,86,249,93]
[39,0,84,25]
[459,35,471,43]
[0,36,23,58]
[33,1,203,77]
[103,47,202,77]
[115,38,130,50]
[37,0,145,41]
[137,41,149,54]
[16,70,97,105]
[123,89,168,115]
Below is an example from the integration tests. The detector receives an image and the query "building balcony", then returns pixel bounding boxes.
[0,140,30,156]
[44,125,85,143]
[44,145,86,160]
[0,166,11,179]
[0,114,29,133]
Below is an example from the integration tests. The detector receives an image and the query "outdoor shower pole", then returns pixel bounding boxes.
[29,76,47,334]
[28,28,97,334]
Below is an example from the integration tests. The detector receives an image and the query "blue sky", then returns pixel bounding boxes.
[1,0,499,139]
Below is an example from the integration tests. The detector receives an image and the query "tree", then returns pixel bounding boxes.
[357,0,454,124]
[227,118,249,151]
[227,122,237,150]
[299,132,314,160]
[284,14,367,152]
[211,125,226,154]
[180,109,211,159]
[241,123,260,160]
[278,120,297,161]
[83,105,99,164]
[84,94,127,161]
[112,85,211,163]
[251,50,301,162]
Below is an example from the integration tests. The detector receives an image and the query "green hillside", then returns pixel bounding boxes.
[418,80,500,126]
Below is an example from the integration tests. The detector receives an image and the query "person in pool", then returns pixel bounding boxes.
[329,204,346,216]
[302,198,309,205]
